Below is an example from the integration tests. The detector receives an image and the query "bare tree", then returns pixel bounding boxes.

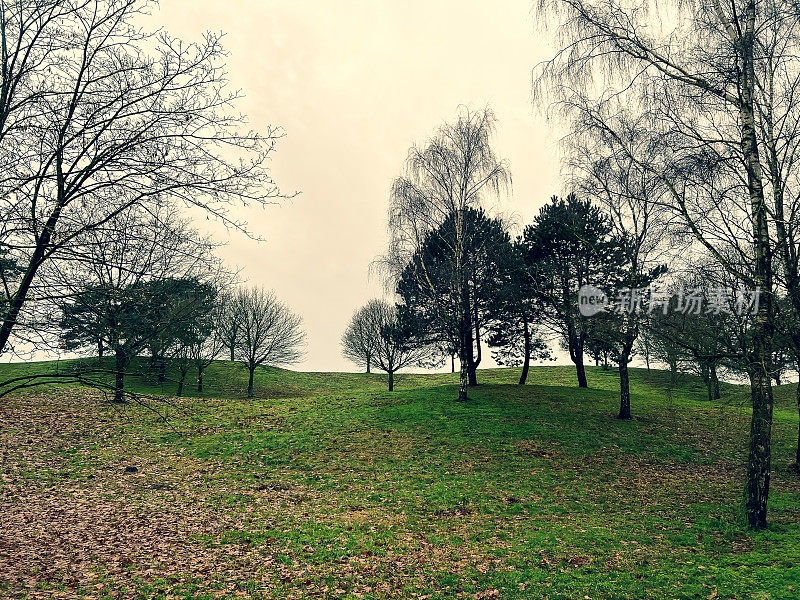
[0,1,76,159]
[364,300,432,391]
[646,263,753,402]
[568,110,669,418]
[231,286,305,398]
[384,107,510,401]
[217,290,242,363]
[0,0,283,358]
[534,0,792,528]
[341,300,384,373]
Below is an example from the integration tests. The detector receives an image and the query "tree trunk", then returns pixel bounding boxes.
[795,381,800,470]
[247,364,255,398]
[739,4,774,529]
[568,327,588,388]
[618,340,633,419]
[98,341,104,359]
[388,370,394,391]
[701,362,713,402]
[458,356,468,400]
[458,310,469,402]
[711,363,721,400]
[451,354,455,373]
[746,367,773,528]
[618,357,631,419]
[519,317,531,385]
[366,351,371,374]
[197,366,204,393]
[473,295,482,371]
[465,287,478,387]
[575,353,588,388]
[113,348,127,404]
[467,361,478,386]
[574,353,587,388]
[456,236,469,401]
[0,205,62,356]
[459,285,478,398]
[177,366,188,397]
[230,346,235,362]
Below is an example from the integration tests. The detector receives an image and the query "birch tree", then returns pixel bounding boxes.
[384,108,510,401]
[533,0,793,527]
[568,112,669,417]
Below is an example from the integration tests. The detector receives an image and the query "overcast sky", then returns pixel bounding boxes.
[157,0,563,372]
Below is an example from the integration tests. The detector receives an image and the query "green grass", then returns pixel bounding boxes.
[0,360,798,599]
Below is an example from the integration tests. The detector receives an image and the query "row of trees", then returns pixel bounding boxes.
[343,102,800,531]
[344,187,658,409]
[51,206,304,401]
[532,0,800,529]
[0,0,306,401]
[343,111,658,412]
[60,272,305,402]
[0,0,283,379]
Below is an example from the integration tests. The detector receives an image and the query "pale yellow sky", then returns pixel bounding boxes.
[157,0,562,371]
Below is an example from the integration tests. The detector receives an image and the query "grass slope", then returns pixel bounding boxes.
[0,361,798,599]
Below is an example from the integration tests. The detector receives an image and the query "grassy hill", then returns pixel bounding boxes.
[0,361,798,599]
[0,355,748,400]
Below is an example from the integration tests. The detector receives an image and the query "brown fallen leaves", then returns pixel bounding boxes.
[3,388,796,599]
[0,393,280,598]
[0,392,489,599]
